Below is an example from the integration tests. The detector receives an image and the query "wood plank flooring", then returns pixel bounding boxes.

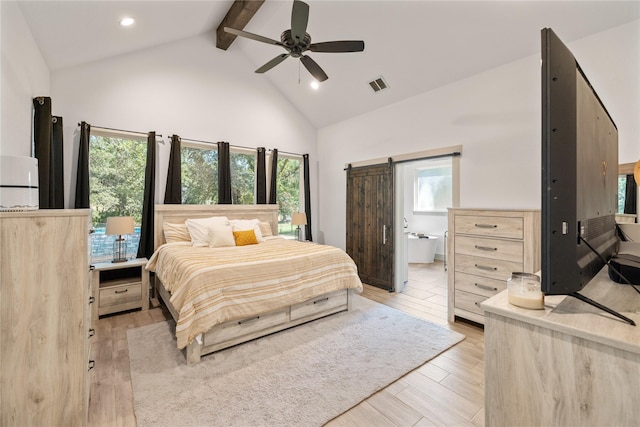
[88,261,485,427]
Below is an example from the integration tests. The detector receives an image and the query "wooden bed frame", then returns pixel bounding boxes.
[153,204,354,364]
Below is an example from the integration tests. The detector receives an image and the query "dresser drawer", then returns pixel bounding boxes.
[99,282,142,308]
[208,308,289,345]
[291,290,348,321]
[455,272,507,298]
[455,254,521,281]
[454,290,486,317]
[454,215,524,239]
[455,235,523,263]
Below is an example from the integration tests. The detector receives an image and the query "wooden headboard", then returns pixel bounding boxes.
[154,204,279,249]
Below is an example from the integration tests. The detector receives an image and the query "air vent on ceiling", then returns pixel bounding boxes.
[369,76,389,93]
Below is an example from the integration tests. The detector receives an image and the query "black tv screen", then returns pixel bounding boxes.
[541,28,618,295]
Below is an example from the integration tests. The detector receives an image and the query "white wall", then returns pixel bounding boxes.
[49,33,319,227]
[0,1,50,156]
[317,21,640,250]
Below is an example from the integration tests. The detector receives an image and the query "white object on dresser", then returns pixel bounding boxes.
[0,209,92,426]
[447,208,540,324]
[91,257,149,320]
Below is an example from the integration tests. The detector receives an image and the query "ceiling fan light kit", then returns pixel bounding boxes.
[224,0,364,82]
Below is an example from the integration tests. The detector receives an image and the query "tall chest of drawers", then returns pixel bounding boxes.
[447,208,540,324]
[0,210,93,426]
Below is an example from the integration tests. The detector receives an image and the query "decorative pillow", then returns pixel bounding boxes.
[258,221,273,237]
[163,222,190,243]
[230,219,264,242]
[208,224,235,248]
[185,216,230,247]
[233,229,259,246]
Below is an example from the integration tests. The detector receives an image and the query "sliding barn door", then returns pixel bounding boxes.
[346,163,394,291]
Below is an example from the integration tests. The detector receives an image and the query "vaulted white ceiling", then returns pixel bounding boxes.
[17,1,640,128]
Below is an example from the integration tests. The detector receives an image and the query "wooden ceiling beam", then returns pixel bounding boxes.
[216,0,265,50]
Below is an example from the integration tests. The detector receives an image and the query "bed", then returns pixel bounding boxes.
[147,204,363,364]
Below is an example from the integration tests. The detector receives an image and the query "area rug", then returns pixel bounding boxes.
[127,295,465,427]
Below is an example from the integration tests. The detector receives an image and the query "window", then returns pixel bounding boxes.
[274,155,302,238]
[181,142,218,204]
[413,158,452,212]
[89,131,146,262]
[230,149,255,204]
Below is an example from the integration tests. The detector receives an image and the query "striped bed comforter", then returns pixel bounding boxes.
[146,238,363,349]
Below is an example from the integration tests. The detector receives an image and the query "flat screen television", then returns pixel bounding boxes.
[541,28,634,325]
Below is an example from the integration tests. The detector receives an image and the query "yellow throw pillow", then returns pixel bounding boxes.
[233,229,258,246]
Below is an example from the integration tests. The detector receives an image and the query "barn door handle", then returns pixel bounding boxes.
[383,225,387,245]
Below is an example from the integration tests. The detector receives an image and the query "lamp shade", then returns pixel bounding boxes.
[106,216,134,235]
[291,212,307,226]
[634,160,640,186]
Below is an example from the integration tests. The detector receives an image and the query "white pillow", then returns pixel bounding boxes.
[230,219,264,242]
[163,222,191,243]
[185,216,230,247]
[208,224,236,248]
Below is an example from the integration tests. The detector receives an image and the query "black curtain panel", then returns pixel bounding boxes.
[624,174,637,215]
[303,154,313,242]
[268,149,278,204]
[32,97,55,208]
[217,141,232,204]
[51,116,64,208]
[74,122,91,209]
[164,134,182,204]
[256,147,267,204]
[137,132,156,259]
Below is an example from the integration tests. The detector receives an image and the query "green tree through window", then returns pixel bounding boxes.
[89,134,146,261]
[276,156,301,238]
[181,145,218,204]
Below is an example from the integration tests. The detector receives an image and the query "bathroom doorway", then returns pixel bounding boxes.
[394,150,460,293]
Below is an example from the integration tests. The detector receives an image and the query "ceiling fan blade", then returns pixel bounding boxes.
[255,53,291,74]
[224,27,284,47]
[291,0,309,42]
[300,55,328,82]
[309,40,365,53]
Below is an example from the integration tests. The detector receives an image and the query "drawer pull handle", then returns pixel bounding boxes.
[475,264,497,271]
[238,316,260,325]
[475,223,497,229]
[313,297,329,304]
[475,245,497,252]
[114,289,128,294]
[88,328,95,338]
[88,360,95,371]
[475,283,498,292]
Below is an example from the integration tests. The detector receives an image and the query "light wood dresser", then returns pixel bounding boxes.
[0,210,93,426]
[482,267,639,426]
[447,208,540,324]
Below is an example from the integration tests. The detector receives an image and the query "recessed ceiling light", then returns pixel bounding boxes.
[120,17,135,27]
[310,80,320,90]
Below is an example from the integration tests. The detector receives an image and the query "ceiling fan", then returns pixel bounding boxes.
[224,0,365,82]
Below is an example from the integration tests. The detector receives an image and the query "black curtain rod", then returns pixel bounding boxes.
[177,136,303,157]
[344,151,460,171]
[272,149,304,157]
[77,123,162,138]
[177,136,254,151]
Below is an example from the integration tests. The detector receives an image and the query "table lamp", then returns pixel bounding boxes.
[291,212,307,242]
[106,216,134,262]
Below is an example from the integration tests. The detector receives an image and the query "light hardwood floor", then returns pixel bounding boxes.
[88,261,485,427]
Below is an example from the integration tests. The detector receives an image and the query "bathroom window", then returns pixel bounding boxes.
[414,158,452,212]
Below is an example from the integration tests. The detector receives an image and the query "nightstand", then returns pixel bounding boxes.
[91,258,149,320]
